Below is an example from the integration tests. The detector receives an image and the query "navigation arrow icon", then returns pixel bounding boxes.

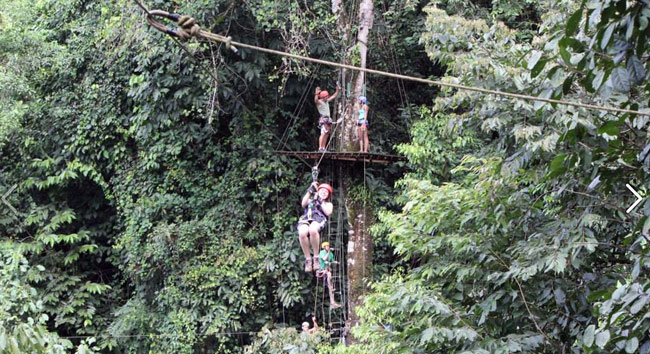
[626,184,643,213]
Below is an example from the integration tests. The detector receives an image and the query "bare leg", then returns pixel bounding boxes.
[327,271,340,306]
[308,223,321,266]
[298,225,311,259]
[363,128,369,152]
[319,132,330,149]
[357,126,363,151]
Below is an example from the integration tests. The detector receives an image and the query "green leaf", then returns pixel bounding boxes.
[600,24,615,49]
[629,297,646,314]
[421,327,434,344]
[0,330,6,351]
[611,67,631,92]
[550,154,567,172]
[534,88,553,110]
[560,46,572,66]
[583,325,595,347]
[531,58,549,78]
[9,337,19,354]
[627,55,646,83]
[566,8,583,36]
[563,74,574,94]
[598,121,619,136]
[592,70,605,90]
[527,50,543,70]
[595,330,610,349]
[625,337,638,353]
[631,259,641,280]
[643,216,650,235]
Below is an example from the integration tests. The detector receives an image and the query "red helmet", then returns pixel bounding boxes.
[318,183,333,195]
[318,91,329,99]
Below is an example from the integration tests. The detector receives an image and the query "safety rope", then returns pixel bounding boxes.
[313,275,320,319]
[337,164,348,343]
[277,65,321,151]
[334,170,347,344]
[136,4,649,117]
[377,3,412,125]
[362,159,367,283]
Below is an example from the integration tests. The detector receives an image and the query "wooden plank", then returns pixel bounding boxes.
[274,151,405,164]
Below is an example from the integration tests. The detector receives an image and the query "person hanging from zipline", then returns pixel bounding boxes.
[314,85,341,152]
[316,241,342,309]
[356,96,370,152]
[297,180,334,273]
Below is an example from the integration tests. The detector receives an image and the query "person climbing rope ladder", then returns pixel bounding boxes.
[297,181,334,272]
[314,85,341,152]
[317,241,342,308]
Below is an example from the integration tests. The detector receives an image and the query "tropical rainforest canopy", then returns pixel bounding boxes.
[1,0,650,353]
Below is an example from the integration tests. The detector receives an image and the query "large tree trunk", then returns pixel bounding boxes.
[336,0,374,152]
[332,0,350,152]
[331,0,375,344]
[344,178,373,343]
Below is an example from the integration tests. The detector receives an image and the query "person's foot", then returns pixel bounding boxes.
[318,148,326,152]
[304,257,313,272]
[312,256,320,271]
[330,302,342,309]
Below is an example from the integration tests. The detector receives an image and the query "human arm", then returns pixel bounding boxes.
[301,182,318,208]
[321,201,334,216]
[327,84,341,102]
[314,87,322,105]
[312,316,318,331]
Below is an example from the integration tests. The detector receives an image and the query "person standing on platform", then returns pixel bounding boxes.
[356,96,370,152]
[314,85,341,152]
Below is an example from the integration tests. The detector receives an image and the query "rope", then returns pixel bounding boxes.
[337,164,348,342]
[133,0,150,15]
[314,103,351,168]
[138,5,650,117]
[313,271,320,317]
[59,331,259,339]
[277,65,321,151]
[362,159,366,282]
[133,3,318,170]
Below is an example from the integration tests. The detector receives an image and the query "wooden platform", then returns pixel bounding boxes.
[275,151,405,164]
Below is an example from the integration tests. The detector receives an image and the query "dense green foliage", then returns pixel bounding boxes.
[345,0,650,353]
[1,0,649,353]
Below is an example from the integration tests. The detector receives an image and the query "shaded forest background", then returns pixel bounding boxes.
[1,0,649,353]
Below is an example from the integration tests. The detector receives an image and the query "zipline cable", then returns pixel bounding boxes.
[59,331,260,339]
[137,4,650,117]
[134,1,327,171]
[134,3,314,169]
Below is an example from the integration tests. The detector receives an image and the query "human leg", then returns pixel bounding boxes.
[298,224,312,272]
[327,270,341,307]
[363,126,369,152]
[357,125,363,151]
[308,222,322,270]
[319,124,330,151]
